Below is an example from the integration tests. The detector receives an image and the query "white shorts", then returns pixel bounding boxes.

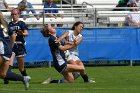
[67,54,80,62]
[0,41,4,54]
[0,41,12,61]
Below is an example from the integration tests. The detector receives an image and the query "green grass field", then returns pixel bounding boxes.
[0,66,140,93]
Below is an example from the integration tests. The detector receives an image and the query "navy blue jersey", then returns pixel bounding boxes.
[48,35,66,65]
[0,24,13,59]
[8,21,28,44]
[0,24,13,42]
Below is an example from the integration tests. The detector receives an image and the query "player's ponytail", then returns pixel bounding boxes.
[0,12,8,33]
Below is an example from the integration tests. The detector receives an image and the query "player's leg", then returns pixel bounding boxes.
[4,54,24,82]
[0,59,9,79]
[0,41,11,79]
[75,59,95,83]
[67,55,81,79]
[17,57,27,76]
[14,44,30,78]
[9,52,15,67]
[65,63,92,82]
[3,52,15,84]
[62,72,74,83]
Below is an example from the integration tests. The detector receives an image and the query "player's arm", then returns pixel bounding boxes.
[67,36,83,46]
[17,30,28,36]
[17,21,29,36]
[22,30,28,36]
[55,32,69,43]
[8,26,16,48]
[58,44,74,51]
[10,34,16,48]
[74,36,83,45]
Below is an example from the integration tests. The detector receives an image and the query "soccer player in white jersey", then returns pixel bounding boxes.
[55,21,95,83]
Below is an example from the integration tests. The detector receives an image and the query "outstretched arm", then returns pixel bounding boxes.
[66,36,83,46]
[55,31,69,43]
[58,44,74,51]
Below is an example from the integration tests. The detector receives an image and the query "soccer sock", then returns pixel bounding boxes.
[73,72,80,80]
[21,69,28,76]
[5,71,23,81]
[50,79,64,83]
[81,74,89,82]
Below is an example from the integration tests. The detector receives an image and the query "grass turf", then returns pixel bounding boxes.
[0,66,140,93]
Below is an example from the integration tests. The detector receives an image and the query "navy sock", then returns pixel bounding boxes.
[81,74,89,82]
[5,71,23,81]
[50,79,64,83]
[21,69,27,76]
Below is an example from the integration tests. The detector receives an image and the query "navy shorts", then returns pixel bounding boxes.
[0,40,12,61]
[54,62,67,74]
[13,43,26,57]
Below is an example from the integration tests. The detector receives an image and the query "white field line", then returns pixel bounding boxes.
[0,87,138,92]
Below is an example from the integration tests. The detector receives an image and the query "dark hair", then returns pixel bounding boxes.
[130,3,137,11]
[41,25,50,37]
[71,21,84,30]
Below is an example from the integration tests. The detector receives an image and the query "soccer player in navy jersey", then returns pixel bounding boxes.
[41,24,90,83]
[3,8,31,88]
[0,11,29,90]
[0,12,15,80]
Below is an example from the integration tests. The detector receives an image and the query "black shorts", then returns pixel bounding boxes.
[54,62,67,74]
[13,43,26,57]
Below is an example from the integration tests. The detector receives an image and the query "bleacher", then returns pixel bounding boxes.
[2,0,76,27]
[2,0,134,28]
[5,0,43,6]
[19,17,75,25]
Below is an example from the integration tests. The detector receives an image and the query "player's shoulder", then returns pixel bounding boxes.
[49,35,56,41]
[68,30,73,32]
[8,21,13,25]
[78,34,82,37]
[67,30,73,35]
[18,21,26,24]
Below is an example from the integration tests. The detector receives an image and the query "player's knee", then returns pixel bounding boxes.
[81,66,85,71]
[67,78,74,83]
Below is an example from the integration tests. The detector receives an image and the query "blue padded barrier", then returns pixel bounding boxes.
[23,27,140,62]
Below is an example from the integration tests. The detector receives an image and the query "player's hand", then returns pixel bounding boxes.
[17,30,23,35]
[55,39,61,43]
[66,41,74,45]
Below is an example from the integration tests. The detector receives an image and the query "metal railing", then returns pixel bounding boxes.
[1,6,140,28]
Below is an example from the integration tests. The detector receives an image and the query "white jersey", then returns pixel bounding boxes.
[66,30,82,56]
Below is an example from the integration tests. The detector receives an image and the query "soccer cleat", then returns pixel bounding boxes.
[26,76,31,81]
[88,78,96,83]
[23,76,30,90]
[41,77,52,84]
[3,79,9,84]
